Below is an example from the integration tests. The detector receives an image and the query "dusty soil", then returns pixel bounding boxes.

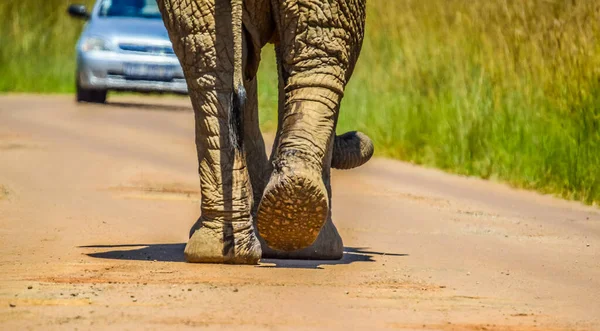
[0,94,598,330]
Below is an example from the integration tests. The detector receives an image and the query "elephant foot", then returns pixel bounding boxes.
[257,165,328,251]
[185,217,262,264]
[260,218,343,260]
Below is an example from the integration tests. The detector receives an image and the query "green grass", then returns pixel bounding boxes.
[2,0,599,205]
[0,0,96,92]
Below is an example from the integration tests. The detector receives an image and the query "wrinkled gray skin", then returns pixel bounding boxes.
[157,0,373,264]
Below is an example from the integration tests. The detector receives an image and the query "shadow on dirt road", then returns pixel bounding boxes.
[79,244,408,269]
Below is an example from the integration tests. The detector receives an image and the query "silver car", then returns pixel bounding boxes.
[68,0,187,103]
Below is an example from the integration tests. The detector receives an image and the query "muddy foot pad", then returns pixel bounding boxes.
[257,172,329,251]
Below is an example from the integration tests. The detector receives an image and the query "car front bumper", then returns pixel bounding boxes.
[77,50,188,94]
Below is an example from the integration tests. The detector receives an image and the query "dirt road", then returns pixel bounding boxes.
[0,95,598,330]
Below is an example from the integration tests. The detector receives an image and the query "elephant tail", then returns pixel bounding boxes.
[331,131,375,170]
[229,0,245,151]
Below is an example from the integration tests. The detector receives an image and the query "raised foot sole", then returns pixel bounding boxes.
[260,218,343,260]
[257,172,328,251]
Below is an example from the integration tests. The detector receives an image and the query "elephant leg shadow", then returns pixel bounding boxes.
[79,243,186,262]
[79,244,407,269]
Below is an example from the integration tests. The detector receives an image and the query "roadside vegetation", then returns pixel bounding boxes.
[0,0,95,92]
[2,0,599,205]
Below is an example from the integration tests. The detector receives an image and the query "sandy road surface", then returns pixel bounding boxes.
[0,95,599,330]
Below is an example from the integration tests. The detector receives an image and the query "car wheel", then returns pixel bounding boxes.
[76,80,107,104]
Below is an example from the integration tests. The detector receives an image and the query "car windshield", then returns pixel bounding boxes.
[98,0,161,19]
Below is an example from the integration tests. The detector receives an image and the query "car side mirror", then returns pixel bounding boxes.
[67,4,90,20]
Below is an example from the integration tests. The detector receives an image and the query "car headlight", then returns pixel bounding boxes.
[81,37,111,52]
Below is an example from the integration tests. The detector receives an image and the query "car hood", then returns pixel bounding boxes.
[85,17,170,44]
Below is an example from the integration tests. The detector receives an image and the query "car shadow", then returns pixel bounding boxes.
[79,243,408,269]
[103,101,192,112]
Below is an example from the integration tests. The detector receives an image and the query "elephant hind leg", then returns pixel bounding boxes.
[257,160,329,251]
[256,85,340,252]
[260,216,343,260]
[158,0,261,264]
[185,214,261,264]
[257,0,366,253]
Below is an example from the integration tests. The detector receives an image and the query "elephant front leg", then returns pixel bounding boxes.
[158,0,261,264]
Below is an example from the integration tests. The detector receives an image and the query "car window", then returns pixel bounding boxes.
[98,0,161,19]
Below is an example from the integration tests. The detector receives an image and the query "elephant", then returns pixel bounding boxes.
[156,0,374,264]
